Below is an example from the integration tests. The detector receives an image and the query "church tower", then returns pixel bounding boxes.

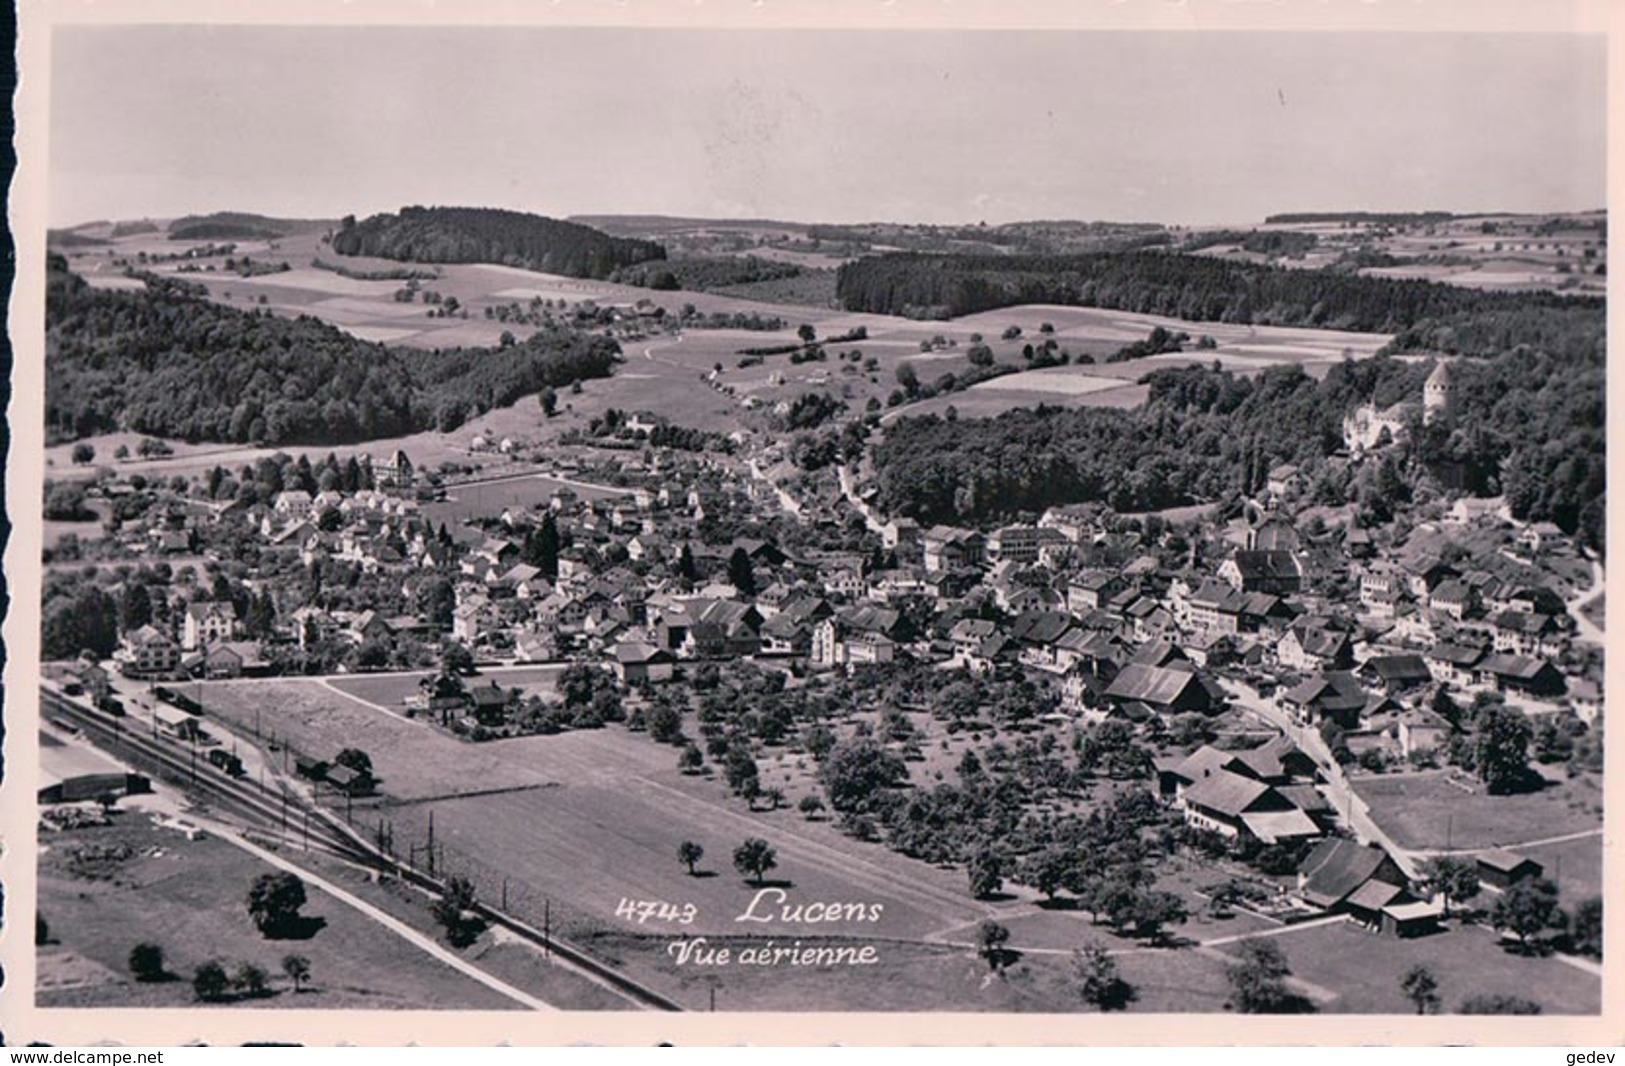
[1423,360,1455,425]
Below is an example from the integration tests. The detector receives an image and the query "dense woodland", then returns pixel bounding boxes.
[330,206,665,280]
[609,255,803,292]
[45,255,621,445]
[875,338,1604,551]
[833,249,1602,332]
[167,212,325,241]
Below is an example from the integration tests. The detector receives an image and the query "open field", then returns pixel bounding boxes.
[325,665,567,712]
[36,814,518,1010]
[1229,918,1601,1015]
[1357,771,1604,855]
[419,473,625,526]
[1514,834,1604,903]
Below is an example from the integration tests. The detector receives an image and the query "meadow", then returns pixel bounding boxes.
[36,814,518,1010]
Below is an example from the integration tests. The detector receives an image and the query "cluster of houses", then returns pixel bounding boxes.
[106,442,1591,762]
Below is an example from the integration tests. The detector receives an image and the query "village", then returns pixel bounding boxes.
[36,340,1606,1015]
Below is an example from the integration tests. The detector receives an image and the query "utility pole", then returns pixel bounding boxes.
[544,899,551,959]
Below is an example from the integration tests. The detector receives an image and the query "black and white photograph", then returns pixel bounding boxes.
[7,0,1617,1044]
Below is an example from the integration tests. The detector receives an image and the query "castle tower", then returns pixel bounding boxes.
[1423,360,1454,425]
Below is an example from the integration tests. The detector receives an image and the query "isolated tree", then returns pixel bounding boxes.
[234,962,271,998]
[1401,965,1440,1015]
[732,837,778,885]
[1420,855,1480,916]
[678,840,705,876]
[432,875,486,948]
[71,442,95,465]
[725,746,761,797]
[441,642,476,677]
[797,324,817,345]
[247,871,308,937]
[967,847,1006,900]
[677,743,705,775]
[894,361,919,395]
[128,942,167,982]
[977,919,1011,972]
[727,547,757,597]
[282,953,312,993]
[535,512,561,578]
[193,960,231,1002]
[647,704,684,744]
[966,343,995,368]
[798,794,825,820]
[1474,703,1533,793]
[35,913,49,946]
[539,386,558,417]
[1073,941,1132,1011]
[1226,939,1296,1014]
[1571,896,1603,959]
[1492,877,1565,950]
[333,748,374,778]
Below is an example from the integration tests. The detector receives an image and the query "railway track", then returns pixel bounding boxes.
[41,686,364,858]
[39,684,684,1012]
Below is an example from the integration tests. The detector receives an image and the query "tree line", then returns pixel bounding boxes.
[331,206,665,280]
[833,248,1602,334]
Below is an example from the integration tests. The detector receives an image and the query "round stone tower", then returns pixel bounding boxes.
[1423,359,1454,424]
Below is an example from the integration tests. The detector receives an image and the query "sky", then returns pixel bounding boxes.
[46,25,1608,228]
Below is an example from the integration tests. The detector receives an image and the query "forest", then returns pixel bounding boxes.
[167,211,326,241]
[833,249,1602,335]
[330,206,666,280]
[45,255,621,446]
[873,332,1605,551]
[609,255,803,292]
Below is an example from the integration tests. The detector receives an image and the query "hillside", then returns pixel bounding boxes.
[331,206,666,280]
[167,212,333,241]
[45,254,621,447]
[834,249,1603,337]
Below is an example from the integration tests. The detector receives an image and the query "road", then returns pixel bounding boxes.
[836,463,887,535]
[747,458,802,518]
[1566,558,1605,645]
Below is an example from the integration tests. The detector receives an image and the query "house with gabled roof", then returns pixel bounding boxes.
[1357,653,1434,695]
[1218,550,1302,596]
[1277,618,1354,673]
[1280,672,1370,729]
[1104,663,1222,715]
[610,641,676,685]
[1475,653,1565,698]
[1179,769,1320,845]
[1425,642,1486,687]
[1294,839,1433,934]
[183,601,238,651]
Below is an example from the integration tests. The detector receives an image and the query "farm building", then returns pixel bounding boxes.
[1475,653,1566,698]
[323,763,375,797]
[1296,838,1415,932]
[1476,849,1544,890]
[1176,768,1321,846]
[1104,663,1223,715]
[611,642,676,685]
